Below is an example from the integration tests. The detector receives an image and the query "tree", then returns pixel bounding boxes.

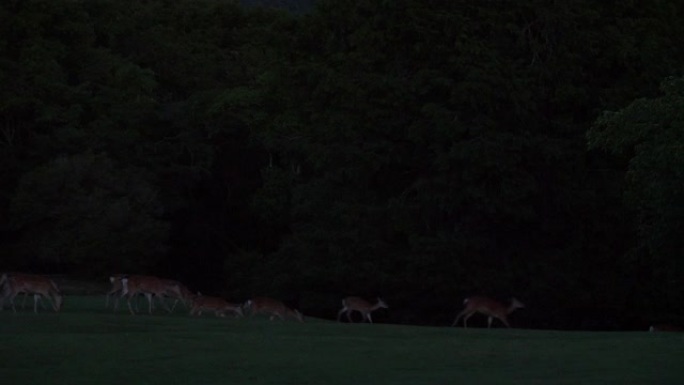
[588,75,684,314]
[9,152,169,275]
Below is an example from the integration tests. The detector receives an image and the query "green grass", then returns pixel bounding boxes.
[1,296,683,385]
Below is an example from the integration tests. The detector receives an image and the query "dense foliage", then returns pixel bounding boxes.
[1,0,683,329]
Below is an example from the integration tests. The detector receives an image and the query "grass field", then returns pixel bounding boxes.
[1,296,683,385]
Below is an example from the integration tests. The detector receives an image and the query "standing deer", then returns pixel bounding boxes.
[106,274,127,310]
[244,297,303,322]
[452,296,525,328]
[337,297,388,324]
[1,273,12,310]
[120,275,182,315]
[649,324,682,332]
[107,275,152,312]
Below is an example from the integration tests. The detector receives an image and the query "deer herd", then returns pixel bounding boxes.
[3,272,677,332]
[0,272,529,328]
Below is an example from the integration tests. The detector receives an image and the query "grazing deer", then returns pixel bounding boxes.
[452,296,525,328]
[120,275,182,315]
[337,297,388,324]
[190,295,243,317]
[160,279,193,312]
[1,273,47,312]
[1,273,63,313]
[244,297,303,322]
[1,273,32,311]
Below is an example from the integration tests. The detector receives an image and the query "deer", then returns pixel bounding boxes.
[337,297,388,324]
[1,273,32,311]
[1,273,13,310]
[120,275,183,315]
[1,273,51,312]
[649,324,683,332]
[244,297,303,322]
[1,273,63,313]
[190,294,243,317]
[160,279,194,312]
[452,296,525,328]
[105,274,127,310]
[106,275,151,312]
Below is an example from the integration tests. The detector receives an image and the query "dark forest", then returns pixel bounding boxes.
[1,0,683,330]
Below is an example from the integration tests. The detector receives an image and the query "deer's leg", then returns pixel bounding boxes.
[337,307,347,322]
[33,294,38,313]
[452,310,467,327]
[127,294,137,315]
[463,312,475,328]
[9,291,21,313]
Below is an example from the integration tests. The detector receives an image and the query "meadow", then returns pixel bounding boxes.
[1,296,683,385]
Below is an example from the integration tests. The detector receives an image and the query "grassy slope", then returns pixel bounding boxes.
[1,296,683,385]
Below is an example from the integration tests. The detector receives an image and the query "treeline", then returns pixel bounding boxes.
[1,0,683,329]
